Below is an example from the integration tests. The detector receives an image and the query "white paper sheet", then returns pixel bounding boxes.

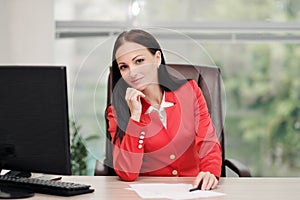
[129,183,225,199]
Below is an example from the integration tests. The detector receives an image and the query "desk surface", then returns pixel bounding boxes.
[28,176,300,200]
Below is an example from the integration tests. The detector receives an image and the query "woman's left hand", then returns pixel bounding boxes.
[193,171,218,190]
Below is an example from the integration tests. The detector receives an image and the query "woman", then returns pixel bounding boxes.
[107,29,222,190]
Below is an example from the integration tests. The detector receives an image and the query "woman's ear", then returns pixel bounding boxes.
[154,51,162,68]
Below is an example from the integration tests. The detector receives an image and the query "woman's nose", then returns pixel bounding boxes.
[127,65,138,77]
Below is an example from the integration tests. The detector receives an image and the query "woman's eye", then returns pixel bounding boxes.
[135,58,144,64]
[119,65,128,71]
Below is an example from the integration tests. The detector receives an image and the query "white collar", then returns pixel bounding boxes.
[145,92,174,113]
[145,92,174,128]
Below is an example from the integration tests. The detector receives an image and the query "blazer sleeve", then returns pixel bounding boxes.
[106,105,146,181]
[189,80,222,179]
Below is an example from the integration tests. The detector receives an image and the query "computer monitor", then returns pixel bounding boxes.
[0,66,72,176]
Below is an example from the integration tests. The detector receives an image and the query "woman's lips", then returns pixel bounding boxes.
[131,77,143,84]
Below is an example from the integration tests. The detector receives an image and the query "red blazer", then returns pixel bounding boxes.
[107,80,222,181]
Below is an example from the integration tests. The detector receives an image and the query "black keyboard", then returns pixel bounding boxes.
[0,175,94,196]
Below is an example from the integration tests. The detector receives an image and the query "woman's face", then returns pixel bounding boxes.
[115,42,161,91]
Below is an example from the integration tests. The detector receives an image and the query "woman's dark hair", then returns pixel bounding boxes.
[111,29,187,143]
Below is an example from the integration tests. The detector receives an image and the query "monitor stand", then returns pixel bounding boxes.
[0,169,34,199]
[0,146,34,199]
[4,170,31,178]
[0,186,34,199]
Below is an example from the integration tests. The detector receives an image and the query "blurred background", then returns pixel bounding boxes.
[1,0,300,176]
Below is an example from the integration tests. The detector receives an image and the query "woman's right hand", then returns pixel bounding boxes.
[125,87,146,122]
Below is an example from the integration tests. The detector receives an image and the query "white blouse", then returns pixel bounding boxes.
[145,92,174,128]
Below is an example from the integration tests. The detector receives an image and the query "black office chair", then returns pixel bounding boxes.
[95,64,251,177]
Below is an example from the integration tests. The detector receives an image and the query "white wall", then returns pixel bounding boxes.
[0,0,54,64]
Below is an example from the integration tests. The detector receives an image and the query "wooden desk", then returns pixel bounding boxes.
[30,176,300,200]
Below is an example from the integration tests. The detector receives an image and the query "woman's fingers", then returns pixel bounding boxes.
[193,172,204,188]
[204,174,218,190]
[211,177,218,189]
[125,88,145,121]
[125,87,145,101]
[193,171,218,190]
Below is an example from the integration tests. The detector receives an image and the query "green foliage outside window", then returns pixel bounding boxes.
[212,0,300,176]
[223,44,300,176]
[70,120,88,175]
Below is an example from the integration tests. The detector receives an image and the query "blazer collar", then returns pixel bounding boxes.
[141,90,177,114]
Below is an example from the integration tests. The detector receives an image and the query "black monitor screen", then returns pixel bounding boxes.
[0,66,71,175]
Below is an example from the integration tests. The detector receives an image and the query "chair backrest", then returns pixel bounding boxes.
[96,64,226,177]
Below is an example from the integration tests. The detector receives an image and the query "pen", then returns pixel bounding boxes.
[189,187,199,192]
[189,180,203,192]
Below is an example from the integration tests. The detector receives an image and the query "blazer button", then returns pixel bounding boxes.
[140,131,145,135]
[138,144,143,149]
[139,135,145,139]
[169,154,175,160]
[172,170,178,176]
